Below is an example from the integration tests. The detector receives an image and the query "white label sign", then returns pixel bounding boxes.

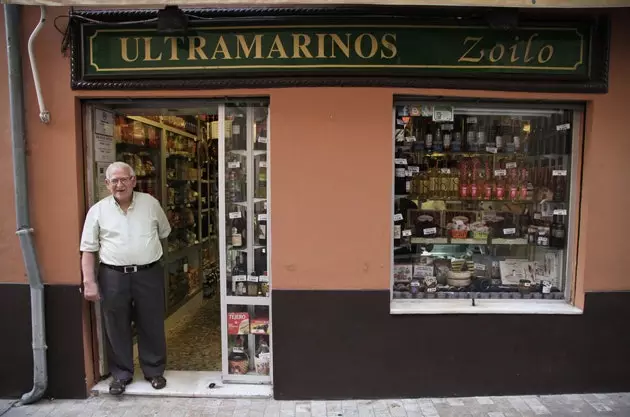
[248,276,259,282]
[228,161,241,169]
[393,213,404,222]
[552,170,568,176]
[556,123,571,131]
[405,136,417,142]
[259,276,270,283]
[94,133,115,163]
[229,212,242,219]
[94,109,114,136]
[486,146,498,154]
[423,227,437,235]
[394,158,408,165]
[503,228,516,235]
[408,166,420,174]
[474,263,487,271]
[440,168,452,174]
[494,169,507,177]
[257,137,268,143]
[233,275,247,282]
[259,161,268,168]
[402,229,412,237]
[553,209,568,216]
[433,106,454,122]
[258,214,267,221]
[506,162,518,169]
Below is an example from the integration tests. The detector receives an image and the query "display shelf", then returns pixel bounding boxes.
[393,103,573,302]
[226,296,271,306]
[220,103,271,385]
[128,115,197,140]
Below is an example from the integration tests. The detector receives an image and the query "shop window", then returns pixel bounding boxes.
[391,101,583,314]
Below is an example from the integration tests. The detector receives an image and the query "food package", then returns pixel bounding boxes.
[250,318,270,335]
[228,312,250,335]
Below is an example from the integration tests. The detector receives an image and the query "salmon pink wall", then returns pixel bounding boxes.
[0,6,629,294]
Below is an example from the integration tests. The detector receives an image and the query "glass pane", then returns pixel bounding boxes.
[393,104,572,301]
[226,305,271,376]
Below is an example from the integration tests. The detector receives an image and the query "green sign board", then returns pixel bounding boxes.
[81,24,589,78]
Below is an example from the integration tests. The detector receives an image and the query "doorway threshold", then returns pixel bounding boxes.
[92,371,272,398]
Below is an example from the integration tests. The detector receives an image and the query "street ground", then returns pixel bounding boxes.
[2,393,630,417]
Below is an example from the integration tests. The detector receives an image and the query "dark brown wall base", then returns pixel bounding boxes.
[0,284,87,399]
[272,290,630,400]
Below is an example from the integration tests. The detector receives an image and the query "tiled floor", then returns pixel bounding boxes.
[3,393,630,417]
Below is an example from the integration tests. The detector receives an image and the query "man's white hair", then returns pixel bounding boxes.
[106,161,136,180]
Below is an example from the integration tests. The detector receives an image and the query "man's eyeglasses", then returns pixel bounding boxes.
[108,177,133,186]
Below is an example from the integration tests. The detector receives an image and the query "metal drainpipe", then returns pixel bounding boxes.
[4,4,48,405]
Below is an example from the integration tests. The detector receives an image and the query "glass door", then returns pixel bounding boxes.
[219,102,271,384]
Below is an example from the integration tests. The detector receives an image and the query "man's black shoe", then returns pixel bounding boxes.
[109,377,132,396]
[145,375,167,390]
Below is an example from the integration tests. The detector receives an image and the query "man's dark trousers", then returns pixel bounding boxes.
[99,262,166,381]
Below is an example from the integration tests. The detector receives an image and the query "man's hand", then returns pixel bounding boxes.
[83,280,100,302]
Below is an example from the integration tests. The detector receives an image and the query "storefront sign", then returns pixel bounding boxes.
[81,25,588,78]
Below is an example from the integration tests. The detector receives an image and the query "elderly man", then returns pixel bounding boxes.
[80,161,171,395]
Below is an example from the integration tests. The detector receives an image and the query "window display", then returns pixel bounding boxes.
[392,102,578,305]
[219,102,271,382]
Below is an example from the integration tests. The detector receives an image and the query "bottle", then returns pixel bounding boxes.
[477,119,487,151]
[433,126,443,153]
[257,209,267,246]
[228,336,249,375]
[466,118,477,151]
[231,113,247,150]
[443,131,452,152]
[231,215,246,248]
[483,160,492,201]
[254,120,267,151]
[248,271,259,296]
[255,336,271,375]
[452,131,462,152]
[425,131,433,153]
[551,216,566,249]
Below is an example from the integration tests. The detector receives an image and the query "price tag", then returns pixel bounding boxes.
[503,228,516,235]
[232,347,244,354]
[556,123,571,131]
[402,229,412,237]
[258,137,268,143]
[183,263,188,273]
[433,106,454,122]
[423,227,437,235]
[394,158,408,165]
[467,117,478,124]
[259,275,270,283]
[408,166,420,174]
[506,162,518,169]
[552,170,567,176]
[553,209,568,216]
[405,136,417,142]
[494,169,507,177]
[248,276,259,282]
[474,263,487,271]
[229,211,242,219]
[486,146,498,154]
[228,161,241,169]
[440,168,451,174]
[410,281,420,287]
[233,275,247,282]
[259,161,267,168]
[258,213,267,221]
[393,213,403,222]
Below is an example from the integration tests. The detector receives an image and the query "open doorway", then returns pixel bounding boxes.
[82,99,272,396]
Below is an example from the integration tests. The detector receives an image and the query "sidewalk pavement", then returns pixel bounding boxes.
[2,393,630,417]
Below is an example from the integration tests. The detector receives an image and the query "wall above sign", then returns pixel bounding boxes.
[70,7,610,92]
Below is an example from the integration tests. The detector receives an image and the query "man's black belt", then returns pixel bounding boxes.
[101,260,159,274]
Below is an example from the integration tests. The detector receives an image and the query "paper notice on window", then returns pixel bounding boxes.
[96,162,110,201]
[94,109,114,137]
[94,133,115,163]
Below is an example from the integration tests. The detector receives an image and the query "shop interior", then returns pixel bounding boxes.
[86,100,271,385]
[392,102,578,302]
